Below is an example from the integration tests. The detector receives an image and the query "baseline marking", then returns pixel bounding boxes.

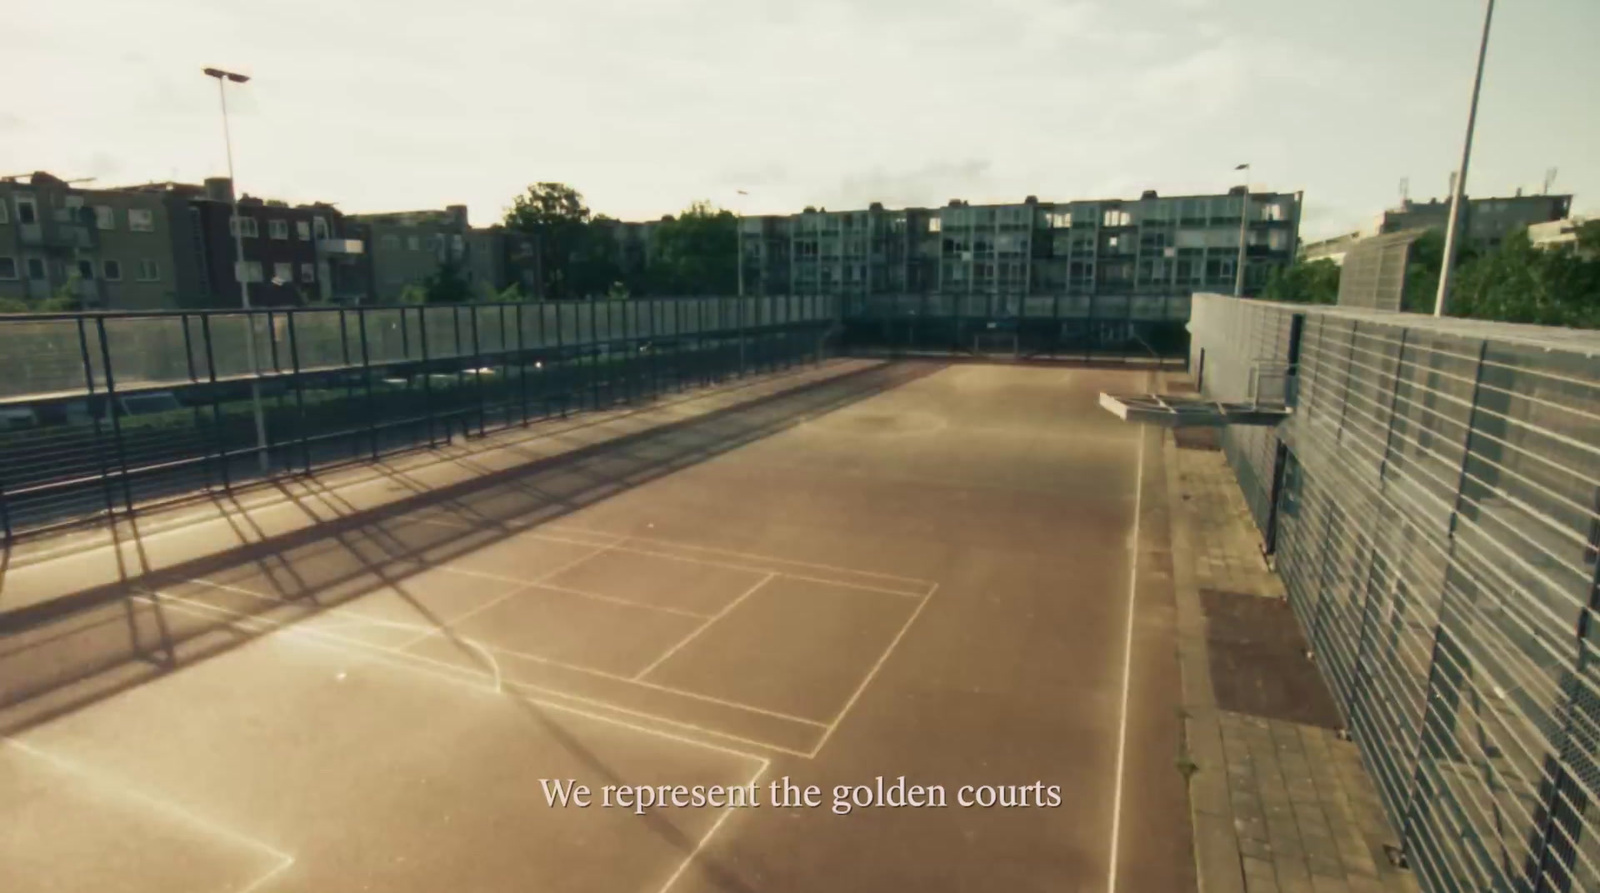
[656,756,771,893]
[635,573,775,680]
[806,584,937,759]
[1106,412,1148,893]
[3,736,295,890]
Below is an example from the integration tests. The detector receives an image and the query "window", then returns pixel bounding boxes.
[380,234,400,251]
[1259,202,1286,222]
[313,217,329,240]
[296,220,311,240]
[102,259,122,281]
[17,197,38,225]
[95,206,115,230]
[77,260,95,280]
[1103,209,1131,227]
[0,257,15,279]
[235,261,263,283]
[929,216,942,233]
[137,259,160,281]
[300,263,316,283]
[273,262,293,284]
[407,236,420,251]
[1048,210,1072,229]
[0,200,8,224]
[126,208,153,232]
[269,219,289,240]
[23,257,46,279]
[230,215,258,237]
[451,234,465,258]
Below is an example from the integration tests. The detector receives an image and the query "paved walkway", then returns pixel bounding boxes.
[1163,375,1417,893]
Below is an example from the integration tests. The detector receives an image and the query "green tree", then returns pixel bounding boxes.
[423,256,474,304]
[650,201,737,295]
[1263,258,1340,305]
[1448,228,1600,328]
[504,183,593,299]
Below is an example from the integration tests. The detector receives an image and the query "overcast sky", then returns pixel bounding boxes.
[5,0,1596,240]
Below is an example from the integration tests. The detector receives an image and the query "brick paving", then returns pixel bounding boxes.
[1173,444,1286,600]
[1163,371,1416,893]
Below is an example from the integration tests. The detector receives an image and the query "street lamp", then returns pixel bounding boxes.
[203,66,269,473]
[1233,163,1250,298]
[1434,0,1496,318]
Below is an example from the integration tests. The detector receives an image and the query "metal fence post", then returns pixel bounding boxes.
[418,306,437,445]
[93,317,135,513]
[285,310,311,473]
[357,307,379,459]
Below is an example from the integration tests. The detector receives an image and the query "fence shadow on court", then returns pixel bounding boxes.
[0,360,944,741]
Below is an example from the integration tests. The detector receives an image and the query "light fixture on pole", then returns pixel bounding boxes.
[1434,0,1495,318]
[1233,163,1250,298]
[203,66,270,472]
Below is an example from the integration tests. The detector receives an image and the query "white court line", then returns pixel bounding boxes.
[410,516,929,598]
[136,592,773,768]
[1106,407,1148,893]
[535,523,935,586]
[655,756,771,893]
[805,583,937,759]
[429,567,713,620]
[635,574,776,681]
[389,537,626,652]
[138,590,824,757]
[3,736,296,890]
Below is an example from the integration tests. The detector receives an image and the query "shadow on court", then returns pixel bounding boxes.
[0,361,942,739]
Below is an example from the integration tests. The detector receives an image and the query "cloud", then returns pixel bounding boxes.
[831,159,995,209]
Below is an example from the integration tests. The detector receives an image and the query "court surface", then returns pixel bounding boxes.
[0,360,1193,893]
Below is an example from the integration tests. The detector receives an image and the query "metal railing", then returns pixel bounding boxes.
[0,296,836,538]
[1190,294,1600,893]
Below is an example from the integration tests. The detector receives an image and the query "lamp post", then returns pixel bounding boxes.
[203,66,269,473]
[1233,163,1250,298]
[1434,0,1496,318]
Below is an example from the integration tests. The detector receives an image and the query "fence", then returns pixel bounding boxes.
[840,292,1191,361]
[0,296,835,538]
[1190,294,1600,893]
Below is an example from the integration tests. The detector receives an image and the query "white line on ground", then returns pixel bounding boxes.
[805,583,937,759]
[427,568,713,620]
[634,573,776,680]
[390,537,626,652]
[535,524,935,586]
[2,736,296,883]
[1106,406,1149,893]
[136,589,823,760]
[655,756,772,893]
[134,592,774,768]
[410,516,930,597]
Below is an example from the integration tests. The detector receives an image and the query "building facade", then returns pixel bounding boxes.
[738,189,1303,300]
[1376,193,1572,252]
[0,172,186,310]
[349,206,472,303]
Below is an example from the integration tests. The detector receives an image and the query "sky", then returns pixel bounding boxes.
[5,0,1597,241]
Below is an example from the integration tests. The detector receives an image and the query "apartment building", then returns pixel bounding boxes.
[465,226,541,299]
[0,171,185,310]
[1376,193,1572,252]
[739,189,1303,300]
[348,206,472,303]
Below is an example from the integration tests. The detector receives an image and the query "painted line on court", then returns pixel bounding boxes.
[535,523,935,587]
[806,584,937,759]
[428,568,713,620]
[136,592,777,768]
[656,756,771,893]
[410,515,930,597]
[135,590,822,758]
[389,538,625,652]
[1106,397,1149,893]
[635,573,775,680]
[2,736,296,889]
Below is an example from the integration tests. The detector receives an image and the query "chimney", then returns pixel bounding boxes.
[1515,187,1523,197]
[446,204,469,226]
[204,177,234,202]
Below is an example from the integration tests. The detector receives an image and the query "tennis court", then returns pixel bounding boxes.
[0,360,1192,892]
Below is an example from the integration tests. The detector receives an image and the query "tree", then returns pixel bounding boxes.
[650,200,737,295]
[423,256,474,304]
[1448,229,1600,328]
[1263,258,1340,305]
[504,183,592,299]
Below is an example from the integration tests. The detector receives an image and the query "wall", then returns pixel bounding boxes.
[1189,294,1600,893]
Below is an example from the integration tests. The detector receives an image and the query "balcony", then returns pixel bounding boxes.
[317,238,365,256]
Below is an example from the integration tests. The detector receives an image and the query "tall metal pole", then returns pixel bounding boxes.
[1434,0,1496,318]
[207,68,270,472]
[1234,163,1250,298]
